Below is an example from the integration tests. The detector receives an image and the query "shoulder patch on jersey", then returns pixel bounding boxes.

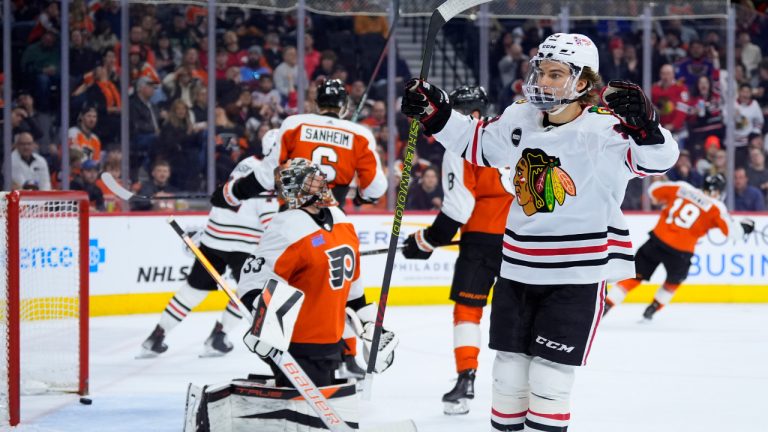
[588,106,613,115]
[513,148,576,216]
[514,99,528,104]
[511,127,522,147]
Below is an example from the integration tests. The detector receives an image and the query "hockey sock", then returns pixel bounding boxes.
[651,282,680,311]
[605,278,641,308]
[453,303,483,372]
[219,300,243,334]
[158,282,209,333]
[491,352,531,431]
[525,356,574,432]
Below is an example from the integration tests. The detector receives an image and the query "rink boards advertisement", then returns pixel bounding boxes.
[83,213,768,316]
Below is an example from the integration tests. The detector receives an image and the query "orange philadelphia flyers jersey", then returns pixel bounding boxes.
[238,206,360,346]
[441,151,514,235]
[68,127,102,161]
[649,181,736,254]
[263,113,387,200]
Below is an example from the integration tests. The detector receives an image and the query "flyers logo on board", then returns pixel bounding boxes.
[514,149,576,216]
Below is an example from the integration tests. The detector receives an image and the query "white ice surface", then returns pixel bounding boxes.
[10,304,768,431]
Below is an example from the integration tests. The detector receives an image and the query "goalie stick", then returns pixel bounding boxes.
[100,172,275,201]
[350,0,400,123]
[364,0,494,399]
[167,217,416,432]
[360,240,460,257]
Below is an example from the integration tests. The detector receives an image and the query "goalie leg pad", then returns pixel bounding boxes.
[186,378,359,431]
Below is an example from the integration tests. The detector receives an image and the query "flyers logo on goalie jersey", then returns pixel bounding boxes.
[514,148,576,216]
[326,245,356,290]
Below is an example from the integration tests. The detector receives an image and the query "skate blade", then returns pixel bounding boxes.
[198,348,229,358]
[638,317,653,324]
[443,399,470,415]
[135,349,162,359]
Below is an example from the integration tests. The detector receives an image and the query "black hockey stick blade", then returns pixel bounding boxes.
[350,0,400,122]
[101,172,275,201]
[363,0,494,398]
[360,240,460,257]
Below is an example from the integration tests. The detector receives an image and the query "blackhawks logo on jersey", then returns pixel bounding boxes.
[514,148,576,216]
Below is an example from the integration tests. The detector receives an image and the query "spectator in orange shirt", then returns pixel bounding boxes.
[69,104,102,162]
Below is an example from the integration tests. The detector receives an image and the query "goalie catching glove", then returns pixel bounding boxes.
[346,303,399,373]
[242,280,305,360]
[601,80,665,146]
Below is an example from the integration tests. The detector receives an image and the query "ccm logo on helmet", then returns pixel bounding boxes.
[536,335,574,353]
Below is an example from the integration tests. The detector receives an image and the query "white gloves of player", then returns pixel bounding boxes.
[347,303,399,373]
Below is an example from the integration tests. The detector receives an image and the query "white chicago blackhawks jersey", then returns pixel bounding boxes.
[201,157,279,254]
[237,206,361,345]
[253,113,388,201]
[433,101,680,285]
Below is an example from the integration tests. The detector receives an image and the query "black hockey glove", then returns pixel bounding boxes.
[352,190,378,207]
[602,80,665,146]
[401,78,452,135]
[210,173,267,210]
[402,213,462,260]
[740,219,756,235]
[402,230,434,260]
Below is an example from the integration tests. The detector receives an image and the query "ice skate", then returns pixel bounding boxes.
[639,300,661,323]
[137,325,168,359]
[442,369,475,415]
[200,322,234,358]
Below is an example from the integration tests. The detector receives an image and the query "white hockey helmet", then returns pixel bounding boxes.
[523,33,600,113]
[260,128,279,158]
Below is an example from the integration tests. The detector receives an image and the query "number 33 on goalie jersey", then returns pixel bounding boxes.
[649,181,741,254]
[237,206,361,346]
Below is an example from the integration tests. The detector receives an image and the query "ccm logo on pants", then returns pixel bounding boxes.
[536,336,574,353]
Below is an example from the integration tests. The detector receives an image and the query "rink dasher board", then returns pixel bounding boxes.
[65,213,768,315]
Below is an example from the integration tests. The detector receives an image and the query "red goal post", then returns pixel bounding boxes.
[1,191,89,426]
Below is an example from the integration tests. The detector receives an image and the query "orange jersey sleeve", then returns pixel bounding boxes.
[650,182,731,253]
[440,151,514,235]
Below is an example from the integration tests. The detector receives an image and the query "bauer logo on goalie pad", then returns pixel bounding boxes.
[325,245,356,290]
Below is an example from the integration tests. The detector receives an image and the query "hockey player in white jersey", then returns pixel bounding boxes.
[402,33,679,431]
[139,132,280,358]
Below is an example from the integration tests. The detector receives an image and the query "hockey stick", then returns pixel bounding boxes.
[167,217,353,432]
[360,240,460,256]
[100,172,276,201]
[363,0,494,399]
[350,0,400,122]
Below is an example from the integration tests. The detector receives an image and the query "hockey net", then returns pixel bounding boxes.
[0,191,89,426]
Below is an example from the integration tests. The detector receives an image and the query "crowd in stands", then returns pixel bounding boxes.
[2,0,768,213]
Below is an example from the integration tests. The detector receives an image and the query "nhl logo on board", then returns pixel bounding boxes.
[511,128,522,147]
